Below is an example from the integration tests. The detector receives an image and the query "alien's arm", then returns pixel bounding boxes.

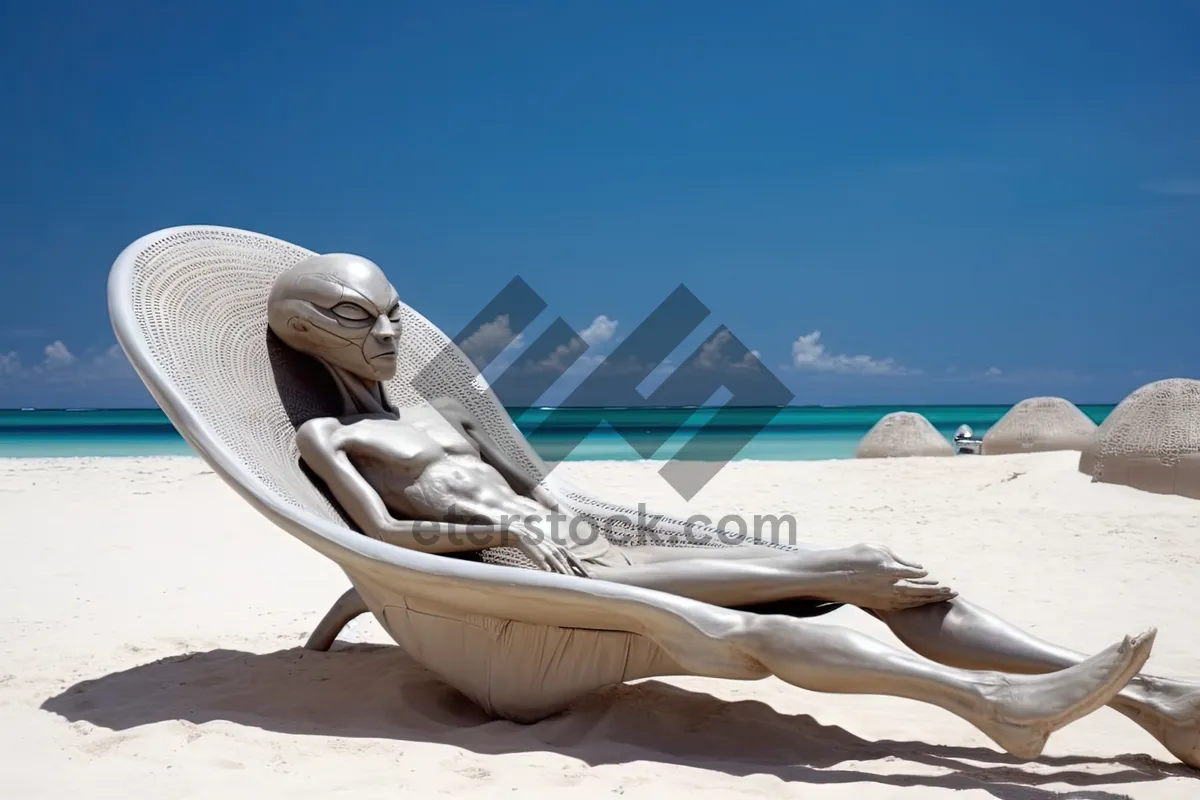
[295,417,512,554]
[435,399,561,510]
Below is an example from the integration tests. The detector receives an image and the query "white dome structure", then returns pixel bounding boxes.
[855,412,954,459]
[980,397,1096,455]
[1078,378,1200,500]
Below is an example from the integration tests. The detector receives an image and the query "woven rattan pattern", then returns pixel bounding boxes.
[128,228,780,571]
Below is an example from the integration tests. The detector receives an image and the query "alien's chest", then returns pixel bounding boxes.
[396,407,479,455]
[347,413,477,462]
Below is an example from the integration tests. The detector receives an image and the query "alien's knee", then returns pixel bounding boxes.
[726,612,803,655]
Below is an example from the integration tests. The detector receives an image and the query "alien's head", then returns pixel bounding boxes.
[267,253,401,382]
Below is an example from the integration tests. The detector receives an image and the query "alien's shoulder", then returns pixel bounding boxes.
[296,415,345,449]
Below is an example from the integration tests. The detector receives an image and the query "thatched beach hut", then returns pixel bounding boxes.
[1079,378,1200,499]
[855,411,954,459]
[981,396,1096,455]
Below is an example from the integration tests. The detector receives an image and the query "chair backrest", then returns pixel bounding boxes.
[109,225,792,660]
[111,226,551,534]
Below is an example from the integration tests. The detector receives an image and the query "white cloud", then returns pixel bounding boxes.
[458,315,526,365]
[579,315,618,346]
[536,341,587,373]
[984,366,1003,377]
[693,329,760,371]
[790,330,916,376]
[42,340,75,369]
[2,341,135,383]
[536,319,758,382]
[535,315,622,372]
[473,314,624,397]
[0,351,20,375]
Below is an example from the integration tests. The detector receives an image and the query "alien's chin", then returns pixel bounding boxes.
[327,356,396,383]
[366,353,400,380]
[369,362,399,381]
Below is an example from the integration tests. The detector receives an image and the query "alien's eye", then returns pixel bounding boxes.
[387,303,401,322]
[330,302,371,322]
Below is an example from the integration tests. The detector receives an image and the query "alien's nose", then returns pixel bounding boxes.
[372,316,396,341]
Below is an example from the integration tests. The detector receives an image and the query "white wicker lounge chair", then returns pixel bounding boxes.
[107,225,835,723]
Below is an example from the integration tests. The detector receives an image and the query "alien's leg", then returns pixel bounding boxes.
[585,545,951,610]
[873,598,1200,767]
[721,612,1152,759]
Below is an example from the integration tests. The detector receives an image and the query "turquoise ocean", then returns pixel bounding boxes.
[0,405,1116,460]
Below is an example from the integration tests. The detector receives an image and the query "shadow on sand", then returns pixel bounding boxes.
[41,643,1193,800]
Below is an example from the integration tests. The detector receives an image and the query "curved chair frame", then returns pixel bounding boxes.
[108,225,830,721]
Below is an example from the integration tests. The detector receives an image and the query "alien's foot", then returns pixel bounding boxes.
[969,629,1156,760]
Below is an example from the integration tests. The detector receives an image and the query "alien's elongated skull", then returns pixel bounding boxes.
[267,253,401,381]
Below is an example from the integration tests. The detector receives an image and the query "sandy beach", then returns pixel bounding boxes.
[2,451,1199,799]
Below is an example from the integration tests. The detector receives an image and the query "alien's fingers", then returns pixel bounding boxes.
[546,549,569,574]
[896,584,956,598]
[887,566,929,580]
[537,546,562,573]
[552,548,577,576]
[565,551,591,577]
[896,581,954,593]
[887,550,925,571]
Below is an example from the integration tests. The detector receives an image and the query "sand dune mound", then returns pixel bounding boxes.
[855,411,953,459]
[981,396,1096,455]
[1079,378,1200,499]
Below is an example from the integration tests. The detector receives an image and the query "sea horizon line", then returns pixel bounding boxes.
[1,400,1120,413]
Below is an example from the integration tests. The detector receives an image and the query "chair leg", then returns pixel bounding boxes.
[304,587,369,651]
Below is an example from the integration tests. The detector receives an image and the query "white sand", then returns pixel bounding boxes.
[2,452,1200,798]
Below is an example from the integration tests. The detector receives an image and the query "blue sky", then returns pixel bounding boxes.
[1,1,1197,408]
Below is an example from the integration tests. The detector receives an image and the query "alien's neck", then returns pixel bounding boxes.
[320,361,396,418]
